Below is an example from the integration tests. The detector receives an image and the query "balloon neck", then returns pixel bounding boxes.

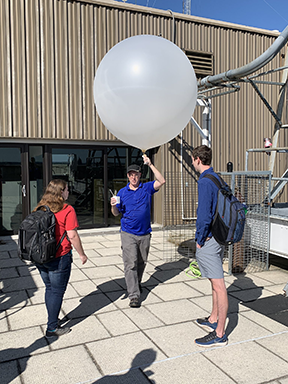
[141,150,146,155]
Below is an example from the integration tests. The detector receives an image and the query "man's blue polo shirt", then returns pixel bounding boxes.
[195,167,221,246]
[117,181,158,236]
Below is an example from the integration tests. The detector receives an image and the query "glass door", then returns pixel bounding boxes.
[29,146,44,211]
[51,147,105,227]
[0,147,23,235]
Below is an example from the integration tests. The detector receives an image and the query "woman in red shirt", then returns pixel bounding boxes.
[34,179,88,338]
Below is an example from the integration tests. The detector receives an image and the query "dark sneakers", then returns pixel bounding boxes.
[45,326,71,338]
[195,330,228,348]
[196,317,217,332]
[129,298,140,308]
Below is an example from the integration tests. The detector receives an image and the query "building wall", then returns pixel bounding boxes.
[1,0,287,224]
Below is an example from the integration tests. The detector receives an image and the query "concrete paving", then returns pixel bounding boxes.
[1,228,288,384]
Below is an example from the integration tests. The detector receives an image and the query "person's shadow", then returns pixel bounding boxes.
[226,273,263,336]
[92,348,156,383]
[63,258,189,329]
[0,337,52,384]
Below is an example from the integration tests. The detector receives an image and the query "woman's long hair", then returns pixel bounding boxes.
[34,179,67,213]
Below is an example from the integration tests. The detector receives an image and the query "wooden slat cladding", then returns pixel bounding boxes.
[0,0,285,175]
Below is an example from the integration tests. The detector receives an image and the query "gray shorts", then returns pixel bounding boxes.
[196,236,225,279]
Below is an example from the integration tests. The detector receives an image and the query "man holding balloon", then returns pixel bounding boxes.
[110,155,165,308]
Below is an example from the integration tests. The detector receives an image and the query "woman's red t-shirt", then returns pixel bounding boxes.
[54,204,79,257]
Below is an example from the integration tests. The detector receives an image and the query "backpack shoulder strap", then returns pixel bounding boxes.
[202,173,224,189]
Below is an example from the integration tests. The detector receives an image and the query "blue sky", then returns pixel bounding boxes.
[118,0,288,32]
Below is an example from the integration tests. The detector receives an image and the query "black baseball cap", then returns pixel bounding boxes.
[127,164,141,173]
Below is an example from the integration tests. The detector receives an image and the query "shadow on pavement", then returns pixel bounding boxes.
[93,348,156,383]
[64,259,188,329]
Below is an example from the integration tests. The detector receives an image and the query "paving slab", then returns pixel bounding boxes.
[0,327,49,362]
[145,321,206,357]
[0,290,30,311]
[1,230,288,384]
[97,310,139,336]
[205,339,288,384]
[148,281,203,301]
[122,306,165,329]
[87,332,167,375]
[1,360,22,384]
[148,352,234,384]
[6,304,47,330]
[146,299,207,325]
[241,308,288,333]
[93,368,152,383]
[47,315,110,349]
[20,345,101,384]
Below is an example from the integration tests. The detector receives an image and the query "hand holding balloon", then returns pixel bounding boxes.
[94,35,198,151]
[142,155,151,167]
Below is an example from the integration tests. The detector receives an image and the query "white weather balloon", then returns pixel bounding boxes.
[93,35,197,151]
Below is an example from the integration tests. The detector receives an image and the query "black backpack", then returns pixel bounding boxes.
[18,205,66,264]
[203,174,246,246]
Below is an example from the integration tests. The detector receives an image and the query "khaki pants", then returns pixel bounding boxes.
[121,231,151,299]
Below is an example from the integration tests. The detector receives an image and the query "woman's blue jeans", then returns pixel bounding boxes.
[36,252,72,331]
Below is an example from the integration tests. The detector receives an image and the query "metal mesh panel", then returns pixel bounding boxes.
[163,171,197,262]
[163,171,271,274]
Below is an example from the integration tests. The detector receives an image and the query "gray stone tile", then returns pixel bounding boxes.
[0,267,19,279]
[69,267,89,282]
[0,327,49,362]
[102,234,121,241]
[0,360,21,384]
[1,258,27,268]
[7,304,47,330]
[0,316,8,332]
[228,286,270,302]
[105,291,130,309]
[225,312,273,341]
[241,309,288,333]
[1,276,41,293]
[72,257,99,269]
[17,264,39,277]
[71,279,98,296]
[98,310,139,336]
[83,265,123,279]
[251,270,288,284]
[97,247,122,257]
[149,282,202,301]
[20,345,100,384]
[95,277,125,293]
[145,321,206,357]
[92,368,152,383]
[61,293,118,318]
[123,306,165,329]
[150,353,234,384]
[257,331,288,361]
[87,332,166,375]
[0,290,30,311]
[0,241,18,252]
[184,278,212,295]
[265,283,287,295]
[91,255,123,266]
[146,269,186,284]
[99,240,121,248]
[0,251,10,259]
[205,340,288,384]
[146,299,207,325]
[48,315,110,349]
